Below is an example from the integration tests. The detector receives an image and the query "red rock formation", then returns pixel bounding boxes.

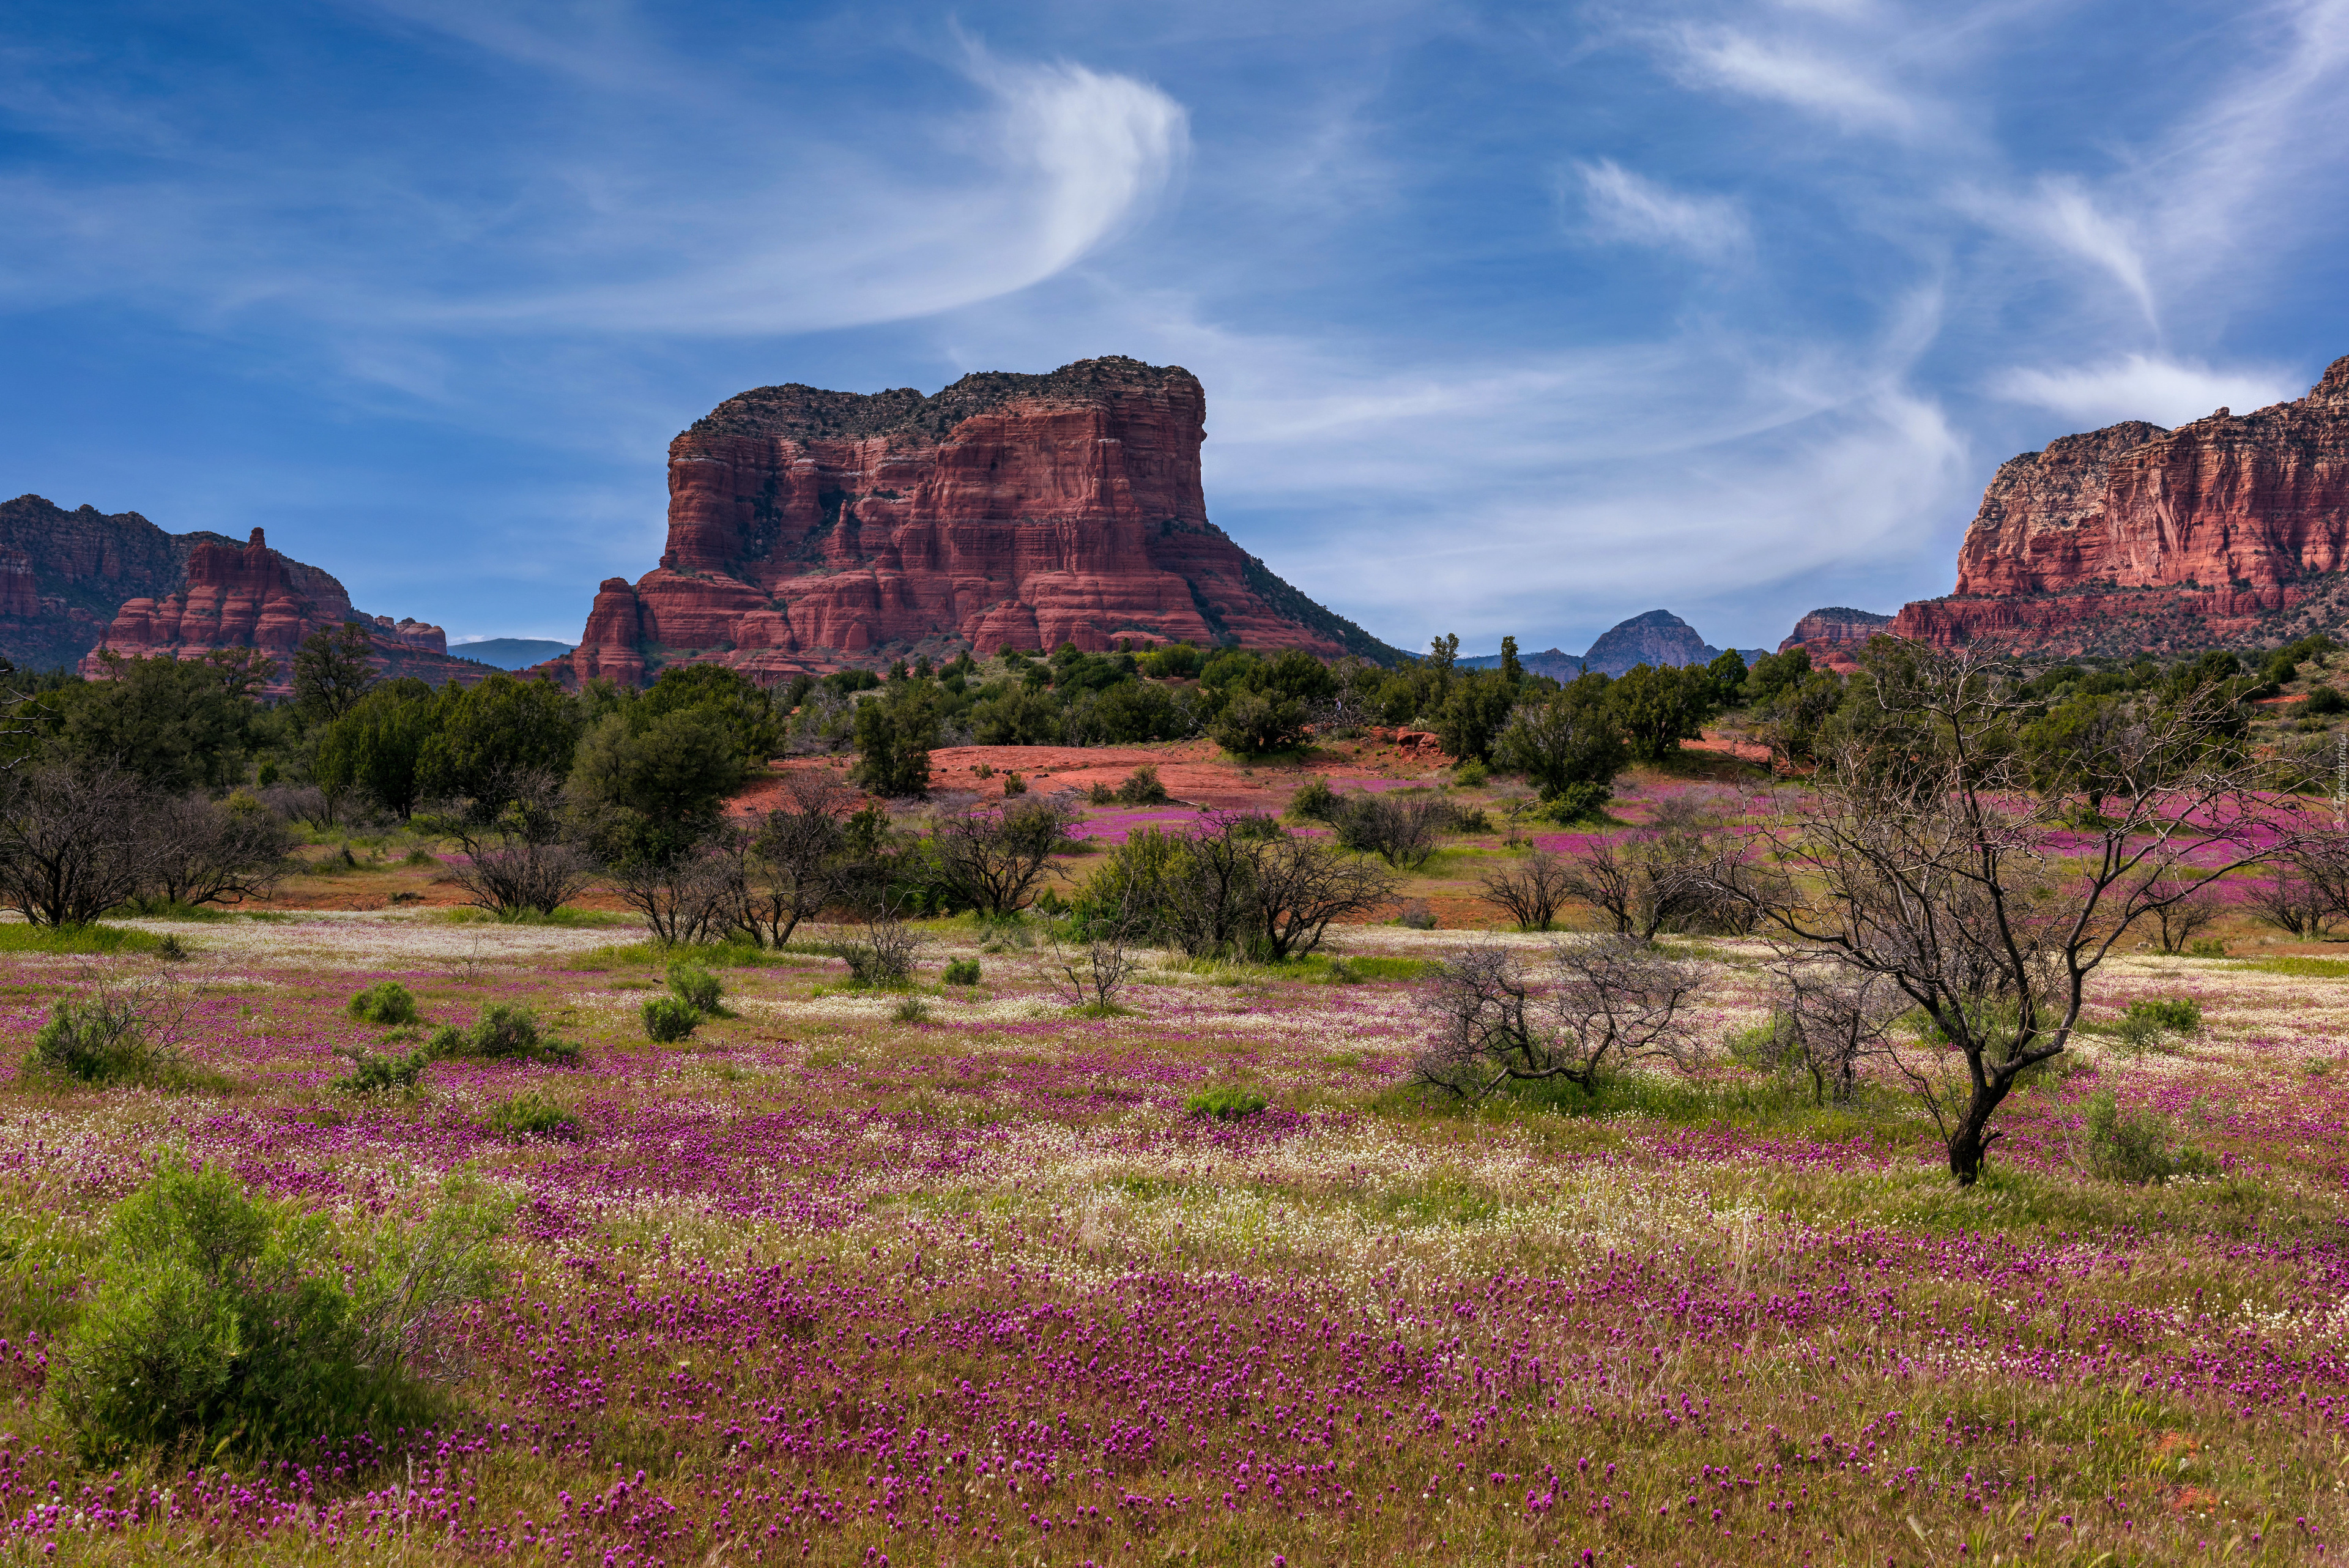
[1892,356,2349,655]
[547,357,1400,686]
[83,527,483,693]
[1776,606,1893,671]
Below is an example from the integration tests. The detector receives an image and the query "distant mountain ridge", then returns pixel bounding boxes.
[1460,609,1762,678]
[452,637,576,671]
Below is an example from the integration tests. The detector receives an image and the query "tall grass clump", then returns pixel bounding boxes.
[1186,1085,1267,1120]
[347,981,421,1026]
[2077,1088,2216,1184]
[51,1161,504,1461]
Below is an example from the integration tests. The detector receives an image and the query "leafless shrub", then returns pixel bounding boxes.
[1412,936,1704,1101]
[1050,880,1141,1013]
[2244,859,2332,938]
[1245,827,1399,960]
[2142,871,2222,953]
[1332,793,1452,869]
[730,771,856,946]
[612,850,737,945]
[144,793,294,908]
[930,797,1081,915]
[0,765,152,926]
[1770,959,1905,1104]
[1477,847,1572,932]
[433,771,593,920]
[834,912,925,988]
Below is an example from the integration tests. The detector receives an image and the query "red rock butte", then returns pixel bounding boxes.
[82,526,486,693]
[546,355,1398,687]
[1890,353,2349,656]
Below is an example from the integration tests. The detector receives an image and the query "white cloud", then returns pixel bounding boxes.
[1666,25,1917,134]
[1990,354,2303,428]
[1950,176,2156,327]
[1574,159,1750,261]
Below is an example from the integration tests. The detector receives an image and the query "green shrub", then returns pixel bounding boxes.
[347,981,421,1026]
[2187,938,2228,958]
[1542,781,1612,823]
[1286,777,1341,822]
[1186,1085,1268,1120]
[892,993,932,1023]
[426,1005,580,1065]
[332,1049,426,1094]
[52,1161,503,1461]
[1452,759,1489,787]
[1114,765,1168,805]
[28,998,172,1086]
[2112,994,2203,1052]
[484,1090,579,1140]
[642,995,699,1042]
[2077,1088,2216,1184]
[942,958,981,986]
[666,961,722,1013]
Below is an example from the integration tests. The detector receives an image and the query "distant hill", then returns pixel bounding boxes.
[1461,611,1762,679]
[451,637,576,671]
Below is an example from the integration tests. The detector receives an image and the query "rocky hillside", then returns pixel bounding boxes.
[1892,355,2349,655]
[0,494,485,692]
[549,356,1401,686]
[1578,610,1724,676]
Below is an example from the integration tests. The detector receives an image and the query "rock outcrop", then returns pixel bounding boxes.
[547,357,1401,687]
[62,517,482,693]
[0,494,210,671]
[1776,606,1893,670]
[1891,355,2349,655]
[1578,610,1723,677]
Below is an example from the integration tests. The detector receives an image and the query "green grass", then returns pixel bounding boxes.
[569,937,825,971]
[2238,955,2349,979]
[440,905,631,928]
[117,898,237,922]
[0,923,165,955]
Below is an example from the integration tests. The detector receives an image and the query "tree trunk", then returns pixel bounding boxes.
[1946,1077,2011,1185]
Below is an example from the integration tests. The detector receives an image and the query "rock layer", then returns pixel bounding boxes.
[59,514,481,693]
[548,357,1400,686]
[1776,606,1893,671]
[1892,356,2349,655]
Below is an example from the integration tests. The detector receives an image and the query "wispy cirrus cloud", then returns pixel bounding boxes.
[1990,354,2302,428]
[1663,24,1920,134]
[1573,158,1750,261]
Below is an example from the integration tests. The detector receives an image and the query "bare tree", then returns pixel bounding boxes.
[430,770,593,920]
[1477,847,1573,932]
[1554,803,1727,940]
[2143,870,2222,953]
[1414,937,1704,1101]
[1245,828,1398,960]
[612,850,735,945]
[732,771,856,946]
[0,765,152,926]
[144,794,294,908]
[1332,793,1450,869]
[1049,877,1142,1012]
[930,796,1081,916]
[1769,958,1906,1105]
[1722,645,2310,1184]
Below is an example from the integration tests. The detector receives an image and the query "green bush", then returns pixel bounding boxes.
[1115,765,1169,805]
[1542,781,1612,823]
[27,997,162,1085]
[667,961,722,1013]
[2077,1088,2216,1184]
[52,1161,503,1461]
[426,1005,580,1065]
[642,995,700,1042]
[347,981,421,1026]
[1452,759,1489,787]
[942,958,981,986]
[892,993,933,1023]
[333,1048,426,1094]
[2112,994,2203,1052]
[484,1090,579,1140]
[1186,1085,1268,1120]
[1286,776,1341,822]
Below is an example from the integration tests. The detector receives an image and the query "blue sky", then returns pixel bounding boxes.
[4,1,2347,656]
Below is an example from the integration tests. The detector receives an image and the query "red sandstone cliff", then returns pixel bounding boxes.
[551,357,1400,687]
[78,523,484,693]
[1891,355,2349,655]
[1776,606,1892,671]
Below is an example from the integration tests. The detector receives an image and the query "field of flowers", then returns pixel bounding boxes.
[2,890,2348,1566]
